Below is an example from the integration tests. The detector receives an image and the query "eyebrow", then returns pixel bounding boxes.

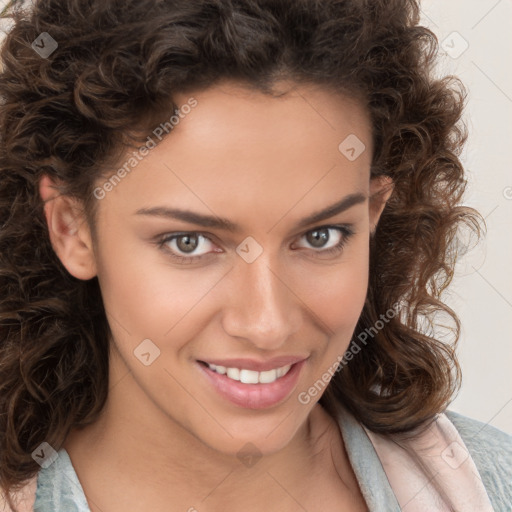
[134,192,367,233]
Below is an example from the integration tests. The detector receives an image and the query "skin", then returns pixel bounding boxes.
[39,80,393,511]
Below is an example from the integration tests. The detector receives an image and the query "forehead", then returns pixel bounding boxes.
[96,81,373,229]
[170,80,372,167]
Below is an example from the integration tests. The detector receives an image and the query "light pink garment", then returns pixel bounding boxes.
[363,412,494,511]
[1,412,495,511]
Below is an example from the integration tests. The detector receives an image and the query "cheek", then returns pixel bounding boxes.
[293,240,370,389]
[301,239,369,335]
[93,228,222,337]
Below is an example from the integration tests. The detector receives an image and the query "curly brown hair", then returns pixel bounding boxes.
[0,0,483,504]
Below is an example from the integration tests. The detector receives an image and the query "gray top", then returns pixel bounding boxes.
[33,406,512,511]
[33,448,89,512]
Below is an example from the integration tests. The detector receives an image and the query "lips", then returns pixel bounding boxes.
[197,358,307,409]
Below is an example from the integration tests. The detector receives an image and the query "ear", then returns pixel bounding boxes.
[39,174,97,280]
[369,175,394,235]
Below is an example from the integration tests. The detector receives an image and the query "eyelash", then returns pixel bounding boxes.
[155,224,355,265]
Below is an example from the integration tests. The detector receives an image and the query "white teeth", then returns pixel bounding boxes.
[258,369,278,383]
[226,367,240,380]
[239,369,259,384]
[277,365,291,378]
[207,363,293,384]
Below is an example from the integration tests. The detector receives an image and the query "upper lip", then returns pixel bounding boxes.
[199,355,308,372]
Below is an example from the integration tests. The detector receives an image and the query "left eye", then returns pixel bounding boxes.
[157,225,354,263]
[294,227,345,250]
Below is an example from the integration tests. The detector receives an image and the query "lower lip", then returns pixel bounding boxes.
[197,360,306,410]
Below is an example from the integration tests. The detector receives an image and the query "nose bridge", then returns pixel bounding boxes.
[222,249,301,347]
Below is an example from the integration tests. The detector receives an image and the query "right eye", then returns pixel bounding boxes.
[156,232,222,264]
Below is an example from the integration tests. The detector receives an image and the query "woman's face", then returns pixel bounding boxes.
[60,81,391,457]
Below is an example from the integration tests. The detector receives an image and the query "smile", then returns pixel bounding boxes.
[206,363,293,384]
[196,359,307,409]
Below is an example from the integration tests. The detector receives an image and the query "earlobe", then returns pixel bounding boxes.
[39,174,97,280]
[369,175,394,235]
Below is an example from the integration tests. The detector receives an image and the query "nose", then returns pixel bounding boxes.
[221,251,303,351]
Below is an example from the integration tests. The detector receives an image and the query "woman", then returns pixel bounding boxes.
[0,0,510,511]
